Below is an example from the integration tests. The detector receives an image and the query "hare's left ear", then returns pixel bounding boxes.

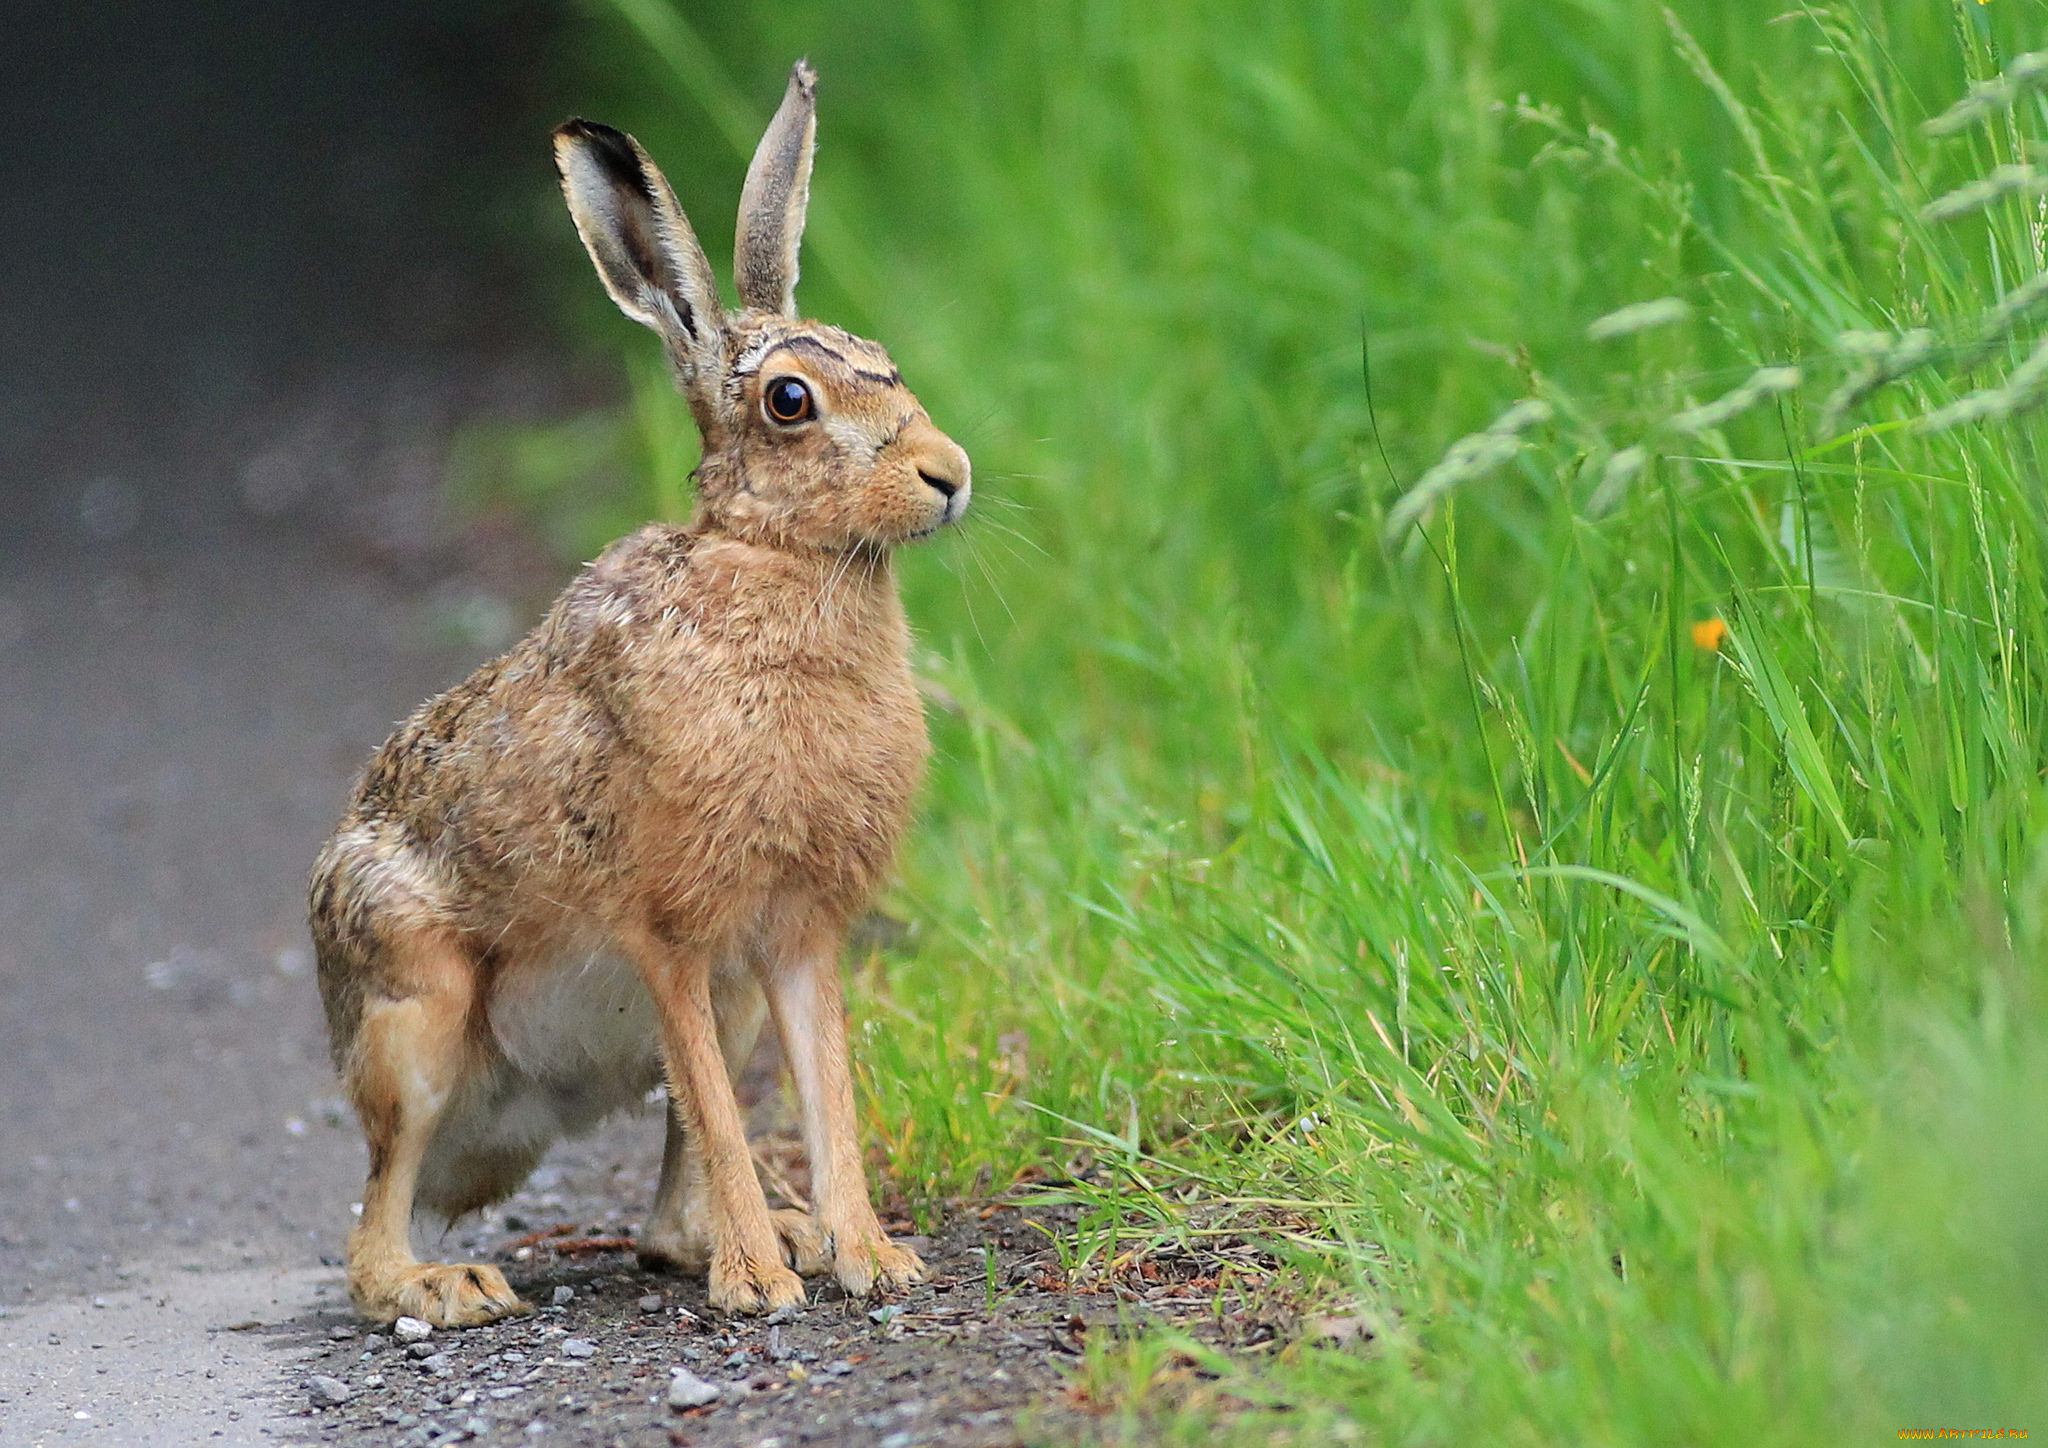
[734,60,817,317]
[553,118,727,394]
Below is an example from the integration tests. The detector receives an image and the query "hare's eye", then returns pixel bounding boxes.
[763,377,815,425]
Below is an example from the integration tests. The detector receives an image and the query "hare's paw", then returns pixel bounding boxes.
[636,1230,708,1277]
[356,1262,530,1328]
[707,1244,808,1315]
[639,1209,827,1278]
[771,1209,831,1276]
[832,1234,926,1298]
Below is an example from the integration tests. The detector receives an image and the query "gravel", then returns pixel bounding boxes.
[279,1138,1274,1447]
[306,1374,354,1406]
[392,1316,433,1344]
[666,1367,722,1409]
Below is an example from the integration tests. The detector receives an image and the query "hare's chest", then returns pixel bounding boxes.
[643,654,928,865]
[743,665,927,850]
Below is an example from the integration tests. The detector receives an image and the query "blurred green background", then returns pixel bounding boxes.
[469,2,2048,1440]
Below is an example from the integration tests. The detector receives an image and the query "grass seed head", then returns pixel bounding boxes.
[1587,297,1692,341]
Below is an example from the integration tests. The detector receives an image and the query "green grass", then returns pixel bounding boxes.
[489,1,2048,1439]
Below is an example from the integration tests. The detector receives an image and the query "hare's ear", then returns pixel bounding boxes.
[733,60,817,317]
[554,119,725,369]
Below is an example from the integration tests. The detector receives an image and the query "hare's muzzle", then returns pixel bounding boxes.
[906,426,972,528]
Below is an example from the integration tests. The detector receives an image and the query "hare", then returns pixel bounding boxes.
[308,60,969,1326]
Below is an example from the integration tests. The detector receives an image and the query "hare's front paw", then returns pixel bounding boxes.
[707,1245,808,1315]
[832,1234,926,1297]
[355,1262,530,1328]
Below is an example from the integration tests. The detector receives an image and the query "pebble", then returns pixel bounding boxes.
[666,1367,721,1409]
[560,1338,597,1359]
[407,1342,441,1359]
[418,1352,454,1375]
[823,1359,855,1377]
[868,1304,904,1325]
[636,1293,664,1313]
[393,1316,434,1343]
[763,1304,799,1326]
[306,1374,353,1407]
[551,1285,574,1306]
[362,1334,388,1353]
[767,1326,791,1362]
[721,1348,753,1370]
[327,1325,357,1341]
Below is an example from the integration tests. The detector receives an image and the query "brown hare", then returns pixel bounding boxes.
[309,60,968,1326]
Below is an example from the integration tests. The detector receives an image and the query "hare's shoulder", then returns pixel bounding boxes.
[342,526,694,833]
[538,522,700,667]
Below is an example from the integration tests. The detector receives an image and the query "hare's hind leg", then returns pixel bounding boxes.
[343,927,529,1327]
[638,968,828,1279]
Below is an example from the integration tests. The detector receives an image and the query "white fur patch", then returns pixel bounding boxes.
[488,939,663,1098]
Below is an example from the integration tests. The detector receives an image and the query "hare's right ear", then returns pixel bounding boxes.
[553,119,725,384]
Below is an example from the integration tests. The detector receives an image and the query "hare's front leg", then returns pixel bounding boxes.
[638,968,828,1279]
[628,931,808,1314]
[758,908,926,1297]
[342,929,528,1326]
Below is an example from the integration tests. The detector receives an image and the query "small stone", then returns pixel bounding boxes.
[666,1367,721,1410]
[463,1415,491,1436]
[551,1286,574,1306]
[823,1359,854,1376]
[878,1434,919,1448]
[362,1334,388,1353]
[306,1374,353,1407]
[364,1373,385,1389]
[637,1293,664,1313]
[868,1304,903,1325]
[767,1326,790,1362]
[488,1385,527,1399]
[560,1338,597,1359]
[327,1324,357,1341]
[407,1341,441,1359]
[720,1349,753,1370]
[762,1303,799,1326]
[418,1352,454,1374]
[393,1316,433,1343]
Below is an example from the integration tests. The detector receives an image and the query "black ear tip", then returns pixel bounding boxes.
[552,118,651,195]
[554,116,625,147]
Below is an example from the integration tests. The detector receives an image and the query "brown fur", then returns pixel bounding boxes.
[310,61,969,1324]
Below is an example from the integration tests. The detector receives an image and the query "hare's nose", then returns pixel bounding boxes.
[918,467,961,499]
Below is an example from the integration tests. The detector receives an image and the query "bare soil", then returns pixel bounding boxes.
[280,1104,1268,1448]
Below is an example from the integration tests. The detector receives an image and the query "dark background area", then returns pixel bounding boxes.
[0,0,563,506]
[0,1,596,1301]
